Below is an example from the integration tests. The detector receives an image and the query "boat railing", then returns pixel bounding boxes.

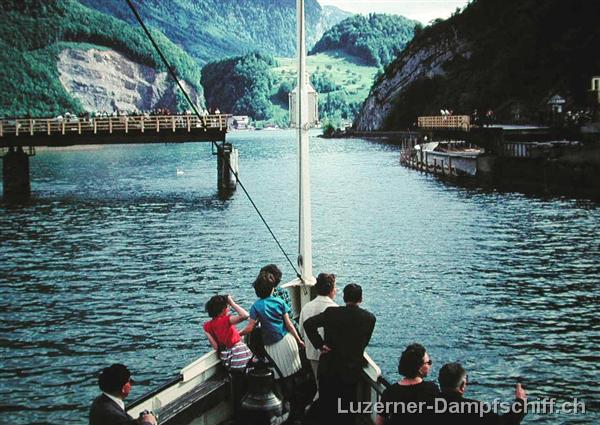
[124,278,388,425]
[126,350,232,424]
[357,352,388,424]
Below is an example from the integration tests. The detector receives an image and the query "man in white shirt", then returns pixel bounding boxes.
[299,273,338,384]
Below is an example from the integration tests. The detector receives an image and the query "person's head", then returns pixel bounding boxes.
[398,343,432,379]
[254,272,276,299]
[98,364,133,399]
[343,283,362,304]
[205,295,228,318]
[315,273,336,298]
[260,264,282,286]
[439,362,468,394]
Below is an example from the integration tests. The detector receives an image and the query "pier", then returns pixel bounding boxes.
[0,114,228,147]
[0,114,239,199]
[395,116,600,196]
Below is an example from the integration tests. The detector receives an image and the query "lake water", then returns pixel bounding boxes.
[1,130,599,424]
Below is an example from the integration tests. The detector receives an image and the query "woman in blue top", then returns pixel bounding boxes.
[259,264,293,308]
[240,271,304,379]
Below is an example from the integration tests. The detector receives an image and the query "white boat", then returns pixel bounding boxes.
[406,141,484,177]
[125,2,387,423]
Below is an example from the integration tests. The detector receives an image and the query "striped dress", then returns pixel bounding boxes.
[204,314,252,371]
[219,341,252,371]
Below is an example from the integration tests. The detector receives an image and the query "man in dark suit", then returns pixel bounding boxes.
[436,362,527,424]
[304,283,376,425]
[89,363,157,425]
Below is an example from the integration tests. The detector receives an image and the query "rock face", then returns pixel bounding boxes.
[57,48,202,113]
[355,0,600,131]
[354,34,471,131]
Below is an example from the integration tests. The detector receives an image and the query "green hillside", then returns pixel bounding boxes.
[310,14,418,67]
[273,52,378,124]
[78,0,350,65]
[201,50,378,126]
[201,53,278,121]
[0,0,204,118]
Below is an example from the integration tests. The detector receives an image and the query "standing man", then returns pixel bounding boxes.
[304,283,376,425]
[89,363,157,425]
[299,273,338,385]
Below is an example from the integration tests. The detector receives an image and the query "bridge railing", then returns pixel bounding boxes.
[418,115,471,130]
[0,114,229,137]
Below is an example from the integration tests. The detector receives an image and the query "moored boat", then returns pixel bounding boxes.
[402,140,484,177]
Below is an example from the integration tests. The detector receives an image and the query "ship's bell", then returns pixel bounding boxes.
[240,366,282,420]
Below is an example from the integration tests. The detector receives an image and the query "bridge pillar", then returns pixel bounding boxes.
[2,147,31,200]
[217,143,239,192]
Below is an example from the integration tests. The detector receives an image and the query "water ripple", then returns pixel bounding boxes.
[1,134,599,424]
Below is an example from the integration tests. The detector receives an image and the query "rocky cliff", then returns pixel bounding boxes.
[57,48,201,113]
[355,33,471,130]
[355,0,600,130]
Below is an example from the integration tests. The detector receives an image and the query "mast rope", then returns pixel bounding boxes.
[125,0,300,278]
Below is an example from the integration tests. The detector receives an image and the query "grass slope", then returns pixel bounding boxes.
[270,51,378,125]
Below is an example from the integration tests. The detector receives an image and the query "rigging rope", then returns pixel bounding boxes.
[125,0,300,278]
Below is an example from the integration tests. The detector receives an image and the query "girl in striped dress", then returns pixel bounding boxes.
[203,295,252,371]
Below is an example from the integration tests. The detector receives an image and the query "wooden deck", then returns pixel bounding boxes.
[418,115,471,130]
[0,114,228,147]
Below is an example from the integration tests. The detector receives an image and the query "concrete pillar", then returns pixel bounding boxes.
[217,143,239,192]
[3,147,31,200]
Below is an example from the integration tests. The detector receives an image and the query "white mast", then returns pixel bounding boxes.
[296,0,313,282]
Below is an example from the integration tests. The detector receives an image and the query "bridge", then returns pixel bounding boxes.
[1,114,238,200]
[0,114,228,147]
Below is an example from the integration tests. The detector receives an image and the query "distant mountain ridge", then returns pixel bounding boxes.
[78,0,352,65]
[310,14,419,67]
[355,0,600,130]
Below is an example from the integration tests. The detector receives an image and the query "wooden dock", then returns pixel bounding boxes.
[1,114,239,200]
[0,114,228,148]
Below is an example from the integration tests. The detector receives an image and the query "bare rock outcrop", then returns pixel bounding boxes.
[354,34,471,131]
[57,47,202,113]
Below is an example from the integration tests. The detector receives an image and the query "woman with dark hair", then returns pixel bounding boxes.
[375,343,440,425]
[259,263,293,308]
[240,272,304,379]
[240,272,306,421]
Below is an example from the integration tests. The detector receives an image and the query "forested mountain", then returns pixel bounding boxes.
[201,53,277,120]
[355,0,600,130]
[78,0,351,65]
[200,11,423,125]
[310,14,418,67]
[0,0,204,117]
[201,50,379,126]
